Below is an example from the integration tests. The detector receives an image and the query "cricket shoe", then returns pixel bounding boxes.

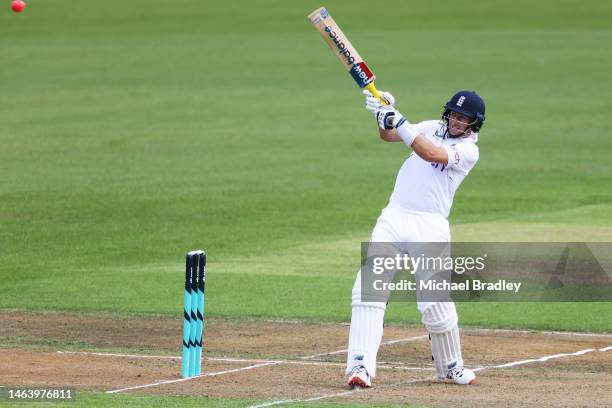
[446,366,476,385]
[347,365,371,389]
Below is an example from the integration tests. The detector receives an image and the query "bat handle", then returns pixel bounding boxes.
[365,82,389,105]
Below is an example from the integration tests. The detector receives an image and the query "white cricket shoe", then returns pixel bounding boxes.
[446,366,476,385]
[347,365,371,389]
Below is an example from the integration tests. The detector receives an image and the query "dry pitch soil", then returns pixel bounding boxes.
[1,310,611,407]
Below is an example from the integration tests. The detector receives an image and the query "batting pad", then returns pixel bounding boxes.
[422,302,463,378]
[346,303,386,378]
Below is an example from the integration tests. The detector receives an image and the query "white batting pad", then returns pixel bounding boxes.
[346,303,386,378]
[421,302,463,378]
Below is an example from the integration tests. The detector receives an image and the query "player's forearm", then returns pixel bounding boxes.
[392,122,448,164]
[378,126,447,163]
[410,135,448,164]
[378,128,402,142]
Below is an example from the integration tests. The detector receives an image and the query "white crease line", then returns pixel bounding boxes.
[57,350,430,371]
[247,346,612,408]
[249,399,298,408]
[106,362,280,394]
[382,334,429,345]
[209,357,275,363]
[478,348,598,370]
[201,362,281,377]
[58,351,275,363]
[57,351,180,360]
[247,376,431,408]
[300,335,427,360]
[304,375,433,402]
[283,360,432,371]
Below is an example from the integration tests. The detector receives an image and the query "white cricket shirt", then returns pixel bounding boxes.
[388,120,479,218]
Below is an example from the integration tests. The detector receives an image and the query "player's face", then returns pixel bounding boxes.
[448,111,473,136]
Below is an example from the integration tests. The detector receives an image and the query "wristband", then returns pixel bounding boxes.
[396,121,420,146]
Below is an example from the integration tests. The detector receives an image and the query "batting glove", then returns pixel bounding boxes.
[376,105,406,130]
[364,89,396,114]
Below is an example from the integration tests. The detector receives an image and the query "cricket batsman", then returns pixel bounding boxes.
[346,89,486,388]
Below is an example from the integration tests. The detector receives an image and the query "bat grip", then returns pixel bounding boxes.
[365,82,389,105]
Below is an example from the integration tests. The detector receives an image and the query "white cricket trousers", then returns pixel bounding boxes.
[346,203,452,377]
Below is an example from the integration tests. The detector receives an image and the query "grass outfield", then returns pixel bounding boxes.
[1,0,611,338]
[0,392,424,408]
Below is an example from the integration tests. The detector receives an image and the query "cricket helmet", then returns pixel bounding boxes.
[442,90,486,132]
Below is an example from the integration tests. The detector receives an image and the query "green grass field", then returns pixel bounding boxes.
[0,392,418,408]
[1,0,611,406]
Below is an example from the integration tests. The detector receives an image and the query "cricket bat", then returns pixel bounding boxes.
[307,6,387,104]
